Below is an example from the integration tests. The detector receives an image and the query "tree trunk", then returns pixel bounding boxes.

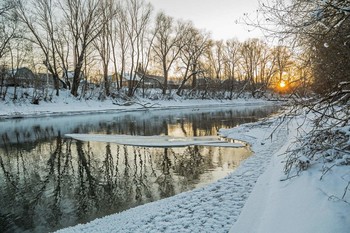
[162,61,168,95]
[71,50,86,97]
[103,63,110,96]
[191,64,197,89]
[71,66,82,97]
[53,74,60,96]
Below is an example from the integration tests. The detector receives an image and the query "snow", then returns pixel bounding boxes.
[0,89,270,119]
[228,114,350,233]
[1,91,349,233]
[56,116,288,233]
[65,134,244,148]
[54,109,349,233]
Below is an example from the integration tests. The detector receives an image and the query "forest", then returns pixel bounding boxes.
[0,1,349,232]
[0,0,325,101]
[0,0,349,178]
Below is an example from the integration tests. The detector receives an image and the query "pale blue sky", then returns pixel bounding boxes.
[147,0,264,41]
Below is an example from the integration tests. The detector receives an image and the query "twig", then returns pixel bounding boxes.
[320,164,336,180]
[342,181,350,200]
[280,174,299,181]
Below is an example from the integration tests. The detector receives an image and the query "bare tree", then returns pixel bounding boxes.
[123,0,153,97]
[206,40,224,80]
[223,39,241,99]
[176,25,210,95]
[55,22,71,90]
[272,45,292,84]
[59,0,106,97]
[251,1,350,188]
[0,0,17,60]
[108,1,121,90]
[292,51,313,97]
[16,0,69,96]
[256,42,276,95]
[93,0,115,97]
[112,1,129,90]
[253,0,350,93]
[152,12,187,95]
[133,17,157,97]
[239,38,264,97]
[0,0,18,98]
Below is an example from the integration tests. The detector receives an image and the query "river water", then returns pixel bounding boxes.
[0,105,279,232]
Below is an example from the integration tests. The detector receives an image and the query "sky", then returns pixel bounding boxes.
[147,0,264,41]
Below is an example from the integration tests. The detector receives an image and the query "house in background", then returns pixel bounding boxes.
[121,72,142,88]
[1,67,183,91]
[3,67,37,87]
[138,73,164,88]
[107,71,173,90]
[138,72,182,90]
[2,67,88,89]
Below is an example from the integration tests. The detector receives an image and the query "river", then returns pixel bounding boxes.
[0,105,279,232]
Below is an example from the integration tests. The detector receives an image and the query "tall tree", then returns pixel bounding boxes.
[16,0,68,96]
[0,0,17,60]
[93,0,115,97]
[60,0,106,97]
[239,38,263,97]
[123,0,153,97]
[207,40,224,80]
[112,1,129,90]
[257,42,276,94]
[153,12,186,95]
[252,0,350,192]
[176,25,210,95]
[0,0,18,98]
[273,45,292,84]
[223,39,241,99]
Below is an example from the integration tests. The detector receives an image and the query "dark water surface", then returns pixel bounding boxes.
[0,105,279,232]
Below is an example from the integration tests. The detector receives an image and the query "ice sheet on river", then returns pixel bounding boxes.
[64,134,244,148]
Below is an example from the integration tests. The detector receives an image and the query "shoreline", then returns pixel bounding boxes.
[55,108,288,233]
[3,97,348,232]
[0,97,278,120]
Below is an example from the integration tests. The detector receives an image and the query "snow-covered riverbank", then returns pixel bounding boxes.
[224,114,350,233]
[54,109,288,233]
[53,108,349,233]
[2,95,349,232]
[0,89,271,119]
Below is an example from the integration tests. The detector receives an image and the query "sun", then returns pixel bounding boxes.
[279,80,286,88]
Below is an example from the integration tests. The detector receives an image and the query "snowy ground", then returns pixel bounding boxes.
[227,114,350,233]
[54,109,349,233]
[2,91,349,232]
[55,113,288,233]
[0,89,270,118]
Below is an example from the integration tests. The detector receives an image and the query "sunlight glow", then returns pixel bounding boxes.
[279,81,286,88]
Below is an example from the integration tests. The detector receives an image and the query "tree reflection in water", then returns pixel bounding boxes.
[0,137,250,232]
[0,105,279,232]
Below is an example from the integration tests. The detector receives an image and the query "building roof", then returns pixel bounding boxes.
[122,72,142,81]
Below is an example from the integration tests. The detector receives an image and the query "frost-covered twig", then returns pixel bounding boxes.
[342,181,350,200]
[134,102,161,108]
[320,164,336,181]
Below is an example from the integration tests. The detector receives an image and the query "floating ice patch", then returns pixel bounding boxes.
[64,134,244,148]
